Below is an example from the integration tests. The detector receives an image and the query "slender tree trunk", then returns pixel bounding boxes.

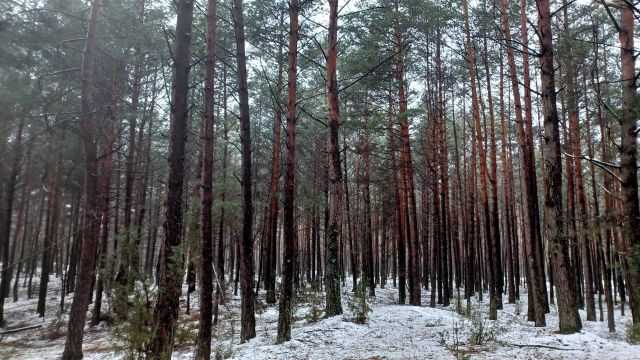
[196,0,217,357]
[325,0,344,315]
[617,1,640,325]
[232,0,256,342]
[213,65,229,326]
[387,86,406,304]
[362,116,375,297]
[12,147,31,303]
[0,118,24,325]
[92,70,118,326]
[343,135,357,291]
[483,28,503,316]
[499,0,545,326]
[264,35,284,305]
[394,0,420,305]
[463,0,495,315]
[62,0,103,357]
[277,0,299,343]
[147,0,194,357]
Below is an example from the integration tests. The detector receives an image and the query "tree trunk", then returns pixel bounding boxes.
[277,0,299,343]
[617,1,640,325]
[214,64,229,326]
[232,0,256,343]
[0,117,24,325]
[499,0,545,326]
[62,0,103,357]
[395,0,420,306]
[362,116,375,297]
[91,69,118,326]
[147,0,194,357]
[536,0,581,334]
[325,0,344,315]
[264,35,284,305]
[463,0,495,315]
[196,0,217,357]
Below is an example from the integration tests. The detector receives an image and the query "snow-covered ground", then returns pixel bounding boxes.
[0,276,638,359]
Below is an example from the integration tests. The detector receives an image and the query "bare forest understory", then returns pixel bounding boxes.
[0,276,637,359]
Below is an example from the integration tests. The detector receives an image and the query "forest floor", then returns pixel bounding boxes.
[0,276,638,359]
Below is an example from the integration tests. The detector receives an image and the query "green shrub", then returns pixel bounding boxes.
[627,321,640,344]
[466,305,505,345]
[344,281,372,324]
[42,312,66,340]
[213,341,234,360]
[110,283,154,359]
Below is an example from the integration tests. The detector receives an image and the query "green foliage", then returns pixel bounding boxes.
[292,283,325,323]
[344,281,372,324]
[626,322,640,344]
[213,340,234,360]
[466,305,505,345]
[110,282,154,359]
[436,318,469,360]
[307,292,323,324]
[173,322,197,350]
[455,292,466,316]
[42,312,66,341]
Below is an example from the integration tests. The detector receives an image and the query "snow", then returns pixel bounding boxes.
[1,276,639,359]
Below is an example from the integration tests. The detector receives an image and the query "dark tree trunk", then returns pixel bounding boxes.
[232,0,256,342]
[362,117,374,297]
[536,0,581,334]
[196,0,217,357]
[264,35,284,305]
[214,68,229,326]
[0,117,24,325]
[92,71,118,326]
[325,0,344,316]
[147,0,194,357]
[463,0,495,317]
[395,0,420,305]
[617,1,640,325]
[62,0,103,357]
[499,0,546,326]
[277,0,299,343]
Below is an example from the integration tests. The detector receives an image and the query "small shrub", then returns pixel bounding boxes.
[344,281,372,324]
[466,305,505,345]
[627,322,640,344]
[436,318,469,360]
[467,306,486,345]
[213,341,234,360]
[306,292,323,324]
[110,283,154,359]
[173,323,196,349]
[42,312,66,340]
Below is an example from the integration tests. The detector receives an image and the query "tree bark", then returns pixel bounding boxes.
[62,0,103,357]
[264,33,284,305]
[617,1,640,325]
[325,0,344,315]
[277,0,299,343]
[0,117,24,325]
[196,0,217,357]
[499,0,545,325]
[147,0,194,357]
[536,0,582,334]
[232,0,256,343]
